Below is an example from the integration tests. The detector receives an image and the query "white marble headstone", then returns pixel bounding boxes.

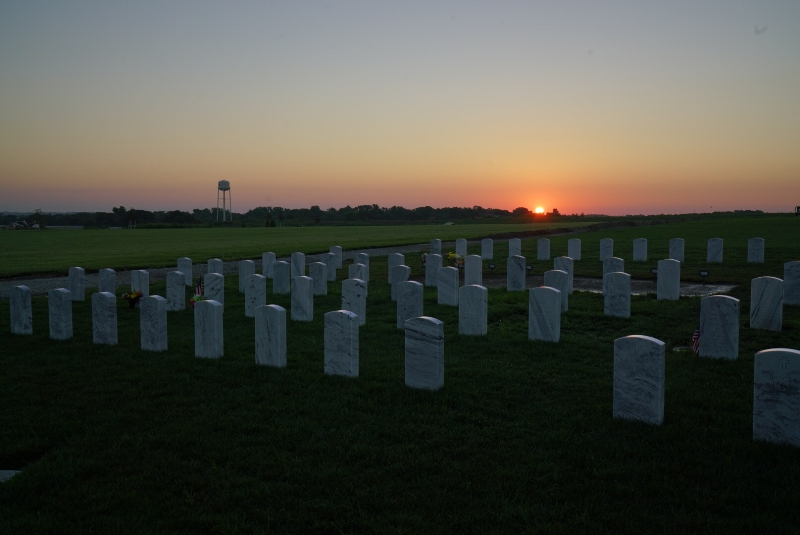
[324,310,359,377]
[613,335,665,425]
[459,285,487,335]
[309,262,328,295]
[291,276,313,322]
[603,257,625,276]
[166,271,185,311]
[706,238,723,263]
[543,270,569,312]
[255,304,286,368]
[405,316,444,390]
[131,270,149,297]
[353,253,370,282]
[244,274,267,318]
[753,348,800,447]
[425,254,442,287]
[68,267,85,302]
[330,246,343,269]
[390,265,411,301]
[438,266,459,306]
[537,238,550,261]
[194,299,223,358]
[322,252,337,282]
[603,272,631,318]
[528,286,561,342]
[599,239,613,261]
[388,253,405,283]
[750,276,783,332]
[140,295,167,352]
[238,260,255,293]
[699,295,739,360]
[553,256,574,295]
[291,252,306,279]
[456,238,467,257]
[48,288,72,340]
[785,261,800,306]
[632,238,647,262]
[430,239,442,255]
[262,252,276,278]
[177,257,193,286]
[507,255,526,292]
[397,281,423,329]
[668,239,684,263]
[508,238,521,257]
[204,273,224,305]
[349,263,368,283]
[748,237,765,263]
[481,238,493,260]
[464,255,482,286]
[656,259,680,301]
[10,285,32,335]
[208,258,223,274]
[92,292,118,345]
[342,278,367,326]
[568,238,581,261]
[98,268,116,294]
[272,261,290,295]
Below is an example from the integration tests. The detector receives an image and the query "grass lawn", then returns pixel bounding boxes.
[0,221,594,278]
[1,214,800,533]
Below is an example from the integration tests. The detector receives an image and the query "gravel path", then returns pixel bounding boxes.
[0,237,734,299]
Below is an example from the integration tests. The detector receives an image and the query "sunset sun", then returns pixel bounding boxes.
[535,207,545,214]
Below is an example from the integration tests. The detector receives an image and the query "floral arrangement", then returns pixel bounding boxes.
[121,291,143,308]
[445,252,464,269]
[189,294,206,309]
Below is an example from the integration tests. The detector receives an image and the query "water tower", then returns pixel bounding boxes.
[217,180,232,222]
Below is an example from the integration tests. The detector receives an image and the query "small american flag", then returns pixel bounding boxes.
[691,324,701,353]
[195,278,204,296]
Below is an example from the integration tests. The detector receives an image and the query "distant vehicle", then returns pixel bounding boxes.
[8,220,29,229]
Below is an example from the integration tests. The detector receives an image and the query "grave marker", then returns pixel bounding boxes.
[140,295,167,351]
[349,263,368,282]
[255,304,286,368]
[537,238,550,260]
[456,238,467,257]
[238,260,255,293]
[390,265,411,301]
[324,310,359,377]
[68,267,85,301]
[656,259,680,301]
[748,237,765,263]
[291,276,313,322]
[309,262,328,295]
[707,238,723,263]
[481,238,493,260]
[244,274,267,317]
[430,239,442,255]
[753,348,800,447]
[603,272,631,318]
[669,239,685,263]
[10,285,32,335]
[613,335,665,425]
[699,295,740,360]
[528,286,561,342]
[425,254,442,287]
[603,257,624,276]
[438,266,459,306]
[48,288,72,340]
[599,239,614,261]
[194,299,223,358]
[322,252,337,281]
[92,292,118,345]
[633,238,647,262]
[464,255,482,286]
[262,252,276,278]
[131,270,150,297]
[342,278,367,326]
[397,281,423,329]
[98,268,116,294]
[291,252,305,278]
[553,256,574,295]
[785,261,800,306]
[166,271,186,311]
[543,270,569,312]
[330,246,343,269]
[204,273,224,305]
[405,317,444,390]
[272,261,290,295]
[208,258,223,274]
[507,255,526,291]
[388,253,405,283]
[353,253,370,282]
[459,285,487,335]
[750,276,783,332]
[508,238,521,257]
[568,238,581,260]
[177,257,193,286]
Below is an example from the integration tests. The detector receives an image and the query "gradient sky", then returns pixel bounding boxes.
[1,1,798,215]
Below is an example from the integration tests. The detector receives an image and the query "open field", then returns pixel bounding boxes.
[2,214,800,532]
[0,221,595,278]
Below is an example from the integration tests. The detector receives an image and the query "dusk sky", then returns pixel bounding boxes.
[1,1,798,215]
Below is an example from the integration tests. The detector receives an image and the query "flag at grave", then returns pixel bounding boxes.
[691,324,700,353]
[195,278,204,296]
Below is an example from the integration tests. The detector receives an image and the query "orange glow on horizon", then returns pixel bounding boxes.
[535,207,545,214]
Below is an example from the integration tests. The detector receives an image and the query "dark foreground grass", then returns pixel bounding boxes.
[2,248,800,533]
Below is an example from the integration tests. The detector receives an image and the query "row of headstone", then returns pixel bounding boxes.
[593,237,766,264]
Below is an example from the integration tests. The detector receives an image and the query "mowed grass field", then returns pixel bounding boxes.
[0,221,594,278]
[1,215,800,533]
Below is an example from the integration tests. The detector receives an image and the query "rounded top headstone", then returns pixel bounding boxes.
[218,180,230,191]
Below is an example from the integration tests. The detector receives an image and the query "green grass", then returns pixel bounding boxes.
[0,221,593,278]
[2,215,800,533]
